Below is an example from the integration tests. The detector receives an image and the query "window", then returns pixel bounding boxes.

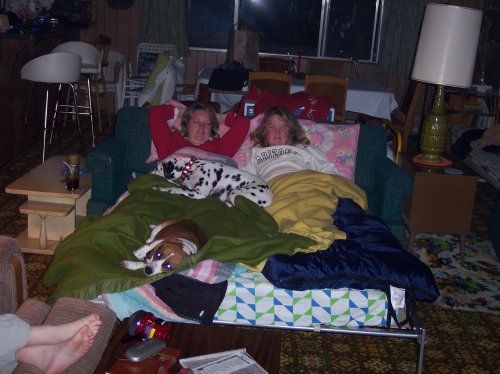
[187,0,383,62]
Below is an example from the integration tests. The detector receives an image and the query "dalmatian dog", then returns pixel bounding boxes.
[151,156,273,207]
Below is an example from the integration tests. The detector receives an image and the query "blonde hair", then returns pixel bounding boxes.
[251,106,310,147]
[179,103,219,139]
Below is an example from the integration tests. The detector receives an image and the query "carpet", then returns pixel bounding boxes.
[412,233,499,315]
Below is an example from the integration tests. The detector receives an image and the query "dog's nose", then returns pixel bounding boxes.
[144,267,153,275]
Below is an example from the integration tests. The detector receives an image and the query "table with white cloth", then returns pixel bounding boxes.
[196,68,398,120]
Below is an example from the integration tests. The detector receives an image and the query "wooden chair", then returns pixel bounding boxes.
[307,58,345,76]
[304,74,348,122]
[248,71,292,95]
[258,56,290,73]
[384,80,425,163]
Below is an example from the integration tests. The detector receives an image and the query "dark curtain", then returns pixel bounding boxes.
[378,0,425,77]
[139,0,190,57]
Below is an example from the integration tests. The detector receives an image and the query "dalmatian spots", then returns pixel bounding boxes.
[152,156,273,207]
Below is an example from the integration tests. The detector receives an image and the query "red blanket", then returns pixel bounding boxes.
[238,88,332,120]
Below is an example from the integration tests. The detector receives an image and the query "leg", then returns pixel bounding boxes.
[0,314,31,370]
[43,88,50,162]
[70,83,84,154]
[154,186,204,200]
[39,214,47,249]
[407,229,416,252]
[18,324,95,374]
[86,76,96,147]
[459,233,466,264]
[22,82,34,137]
[26,313,101,346]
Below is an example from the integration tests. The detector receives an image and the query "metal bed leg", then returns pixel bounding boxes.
[416,328,427,374]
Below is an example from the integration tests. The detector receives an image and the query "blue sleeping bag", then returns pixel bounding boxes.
[262,198,439,302]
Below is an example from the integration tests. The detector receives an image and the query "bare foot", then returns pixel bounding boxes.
[18,325,95,374]
[28,314,101,345]
[52,314,101,340]
[44,324,94,374]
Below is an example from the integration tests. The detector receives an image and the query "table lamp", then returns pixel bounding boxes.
[411,3,482,164]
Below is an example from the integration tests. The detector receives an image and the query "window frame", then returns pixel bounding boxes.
[187,0,384,63]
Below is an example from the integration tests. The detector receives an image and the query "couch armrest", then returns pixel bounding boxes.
[0,236,27,313]
[86,137,127,216]
[374,158,412,223]
[16,298,50,325]
[43,297,117,374]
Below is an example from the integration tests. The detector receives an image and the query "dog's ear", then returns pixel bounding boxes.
[178,238,199,255]
[165,161,175,179]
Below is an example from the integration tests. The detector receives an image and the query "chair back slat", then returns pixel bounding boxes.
[248,71,292,95]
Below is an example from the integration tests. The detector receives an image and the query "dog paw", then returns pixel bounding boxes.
[120,260,146,270]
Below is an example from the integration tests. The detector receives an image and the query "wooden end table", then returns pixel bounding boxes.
[400,151,479,263]
[5,155,91,255]
[96,319,282,374]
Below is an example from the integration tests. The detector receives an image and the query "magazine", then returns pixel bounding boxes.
[179,348,268,374]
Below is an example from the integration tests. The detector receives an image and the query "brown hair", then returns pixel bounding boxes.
[179,103,219,138]
[251,106,310,147]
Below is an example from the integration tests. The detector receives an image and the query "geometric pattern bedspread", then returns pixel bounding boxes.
[215,266,389,328]
[101,264,391,329]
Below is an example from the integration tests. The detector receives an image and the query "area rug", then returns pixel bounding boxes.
[412,233,499,315]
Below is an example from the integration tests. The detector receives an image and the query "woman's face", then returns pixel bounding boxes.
[187,109,212,145]
[265,114,290,146]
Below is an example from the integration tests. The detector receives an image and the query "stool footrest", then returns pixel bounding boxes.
[19,201,74,217]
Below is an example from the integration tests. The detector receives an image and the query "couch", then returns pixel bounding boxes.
[86,107,413,243]
[0,236,117,373]
[464,149,500,260]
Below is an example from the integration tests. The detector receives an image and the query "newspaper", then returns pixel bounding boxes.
[179,348,268,374]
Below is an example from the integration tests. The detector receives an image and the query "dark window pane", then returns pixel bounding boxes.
[239,0,322,56]
[324,0,378,60]
[187,0,235,49]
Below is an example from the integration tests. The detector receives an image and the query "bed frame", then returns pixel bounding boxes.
[213,321,427,374]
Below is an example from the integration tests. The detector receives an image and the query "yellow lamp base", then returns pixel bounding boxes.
[419,85,448,162]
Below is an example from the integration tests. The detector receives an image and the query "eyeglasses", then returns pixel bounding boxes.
[266,125,289,133]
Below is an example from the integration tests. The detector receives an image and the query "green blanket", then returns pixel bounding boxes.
[43,175,314,304]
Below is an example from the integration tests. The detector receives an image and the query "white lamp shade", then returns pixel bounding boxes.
[411,3,482,88]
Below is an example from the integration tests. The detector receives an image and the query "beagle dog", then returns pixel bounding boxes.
[121,219,207,276]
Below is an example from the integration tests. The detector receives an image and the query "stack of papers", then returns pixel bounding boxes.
[179,348,268,374]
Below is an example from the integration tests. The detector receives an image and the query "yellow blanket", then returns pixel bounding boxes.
[265,170,367,252]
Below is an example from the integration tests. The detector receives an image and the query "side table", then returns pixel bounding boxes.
[401,151,479,263]
[5,155,91,255]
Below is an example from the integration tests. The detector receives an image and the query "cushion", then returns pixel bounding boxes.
[233,114,360,181]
